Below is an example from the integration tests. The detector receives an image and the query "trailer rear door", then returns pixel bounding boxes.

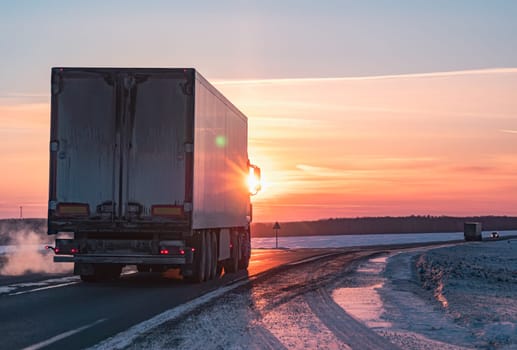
[50,70,119,218]
[50,69,190,224]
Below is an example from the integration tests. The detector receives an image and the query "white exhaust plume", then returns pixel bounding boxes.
[0,221,72,275]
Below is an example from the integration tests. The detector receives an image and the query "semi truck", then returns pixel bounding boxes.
[47,67,261,282]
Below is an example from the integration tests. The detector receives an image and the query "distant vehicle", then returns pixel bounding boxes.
[47,68,261,282]
[491,231,500,239]
[464,222,482,241]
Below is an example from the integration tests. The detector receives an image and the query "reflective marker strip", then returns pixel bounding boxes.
[22,318,107,350]
[151,205,183,217]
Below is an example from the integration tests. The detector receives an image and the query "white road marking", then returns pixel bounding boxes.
[0,286,17,294]
[9,281,80,296]
[22,318,107,350]
[3,272,138,297]
[1,276,80,296]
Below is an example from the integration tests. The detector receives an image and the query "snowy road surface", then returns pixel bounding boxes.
[96,250,398,350]
[94,239,516,349]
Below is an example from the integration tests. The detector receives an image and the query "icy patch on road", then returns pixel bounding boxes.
[332,256,392,329]
[332,240,517,349]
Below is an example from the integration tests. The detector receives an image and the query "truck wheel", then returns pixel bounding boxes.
[80,274,98,282]
[238,231,251,270]
[187,232,206,283]
[80,265,121,282]
[205,232,213,281]
[224,232,240,274]
[97,265,122,280]
[210,232,218,279]
[216,263,223,278]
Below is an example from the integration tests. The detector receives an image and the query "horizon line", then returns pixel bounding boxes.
[2,214,516,223]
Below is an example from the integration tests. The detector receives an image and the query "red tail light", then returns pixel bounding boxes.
[160,249,169,255]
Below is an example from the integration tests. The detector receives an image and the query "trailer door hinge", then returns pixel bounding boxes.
[184,143,193,153]
[50,140,59,152]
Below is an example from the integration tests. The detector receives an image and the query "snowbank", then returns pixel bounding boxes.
[336,239,516,349]
[414,240,516,348]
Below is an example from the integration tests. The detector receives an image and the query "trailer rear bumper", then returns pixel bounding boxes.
[54,254,188,265]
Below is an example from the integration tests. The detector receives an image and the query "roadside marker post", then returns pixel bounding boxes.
[273,222,281,249]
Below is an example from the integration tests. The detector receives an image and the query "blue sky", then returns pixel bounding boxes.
[1,0,517,96]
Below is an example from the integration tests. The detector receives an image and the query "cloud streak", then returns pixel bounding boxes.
[214,68,517,86]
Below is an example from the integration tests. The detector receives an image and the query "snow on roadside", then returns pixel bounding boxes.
[414,240,517,349]
[332,239,517,349]
[123,288,350,350]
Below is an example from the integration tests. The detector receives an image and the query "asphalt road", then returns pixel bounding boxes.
[0,248,340,350]
[124,248,399,349]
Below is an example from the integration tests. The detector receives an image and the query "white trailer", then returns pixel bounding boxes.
[48,68,261,282]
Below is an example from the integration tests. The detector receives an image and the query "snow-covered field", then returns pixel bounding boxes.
[252,230,517,249]
[337,239,517,349]
[1,230,515,254]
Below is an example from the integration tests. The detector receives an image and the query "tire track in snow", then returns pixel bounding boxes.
[305,287,400,350]
[250,325,289,350]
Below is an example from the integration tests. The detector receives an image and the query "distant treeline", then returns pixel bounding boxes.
[251,216,517,237]
[1,217,517,242]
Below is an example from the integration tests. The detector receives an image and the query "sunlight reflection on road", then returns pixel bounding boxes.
[332,256,393,329]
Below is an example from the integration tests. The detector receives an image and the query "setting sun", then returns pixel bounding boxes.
[247,164,262,196]
[218,69,517,222]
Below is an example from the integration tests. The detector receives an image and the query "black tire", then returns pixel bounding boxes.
[210,232,218,279]
[98,265,122,280]
[80,274,98,282]
[224,232,240,274]
[81,264,121,282]
[238,231,251,270]
[215,263,223,278]
[189,232,206,283]
[205,232,213,281]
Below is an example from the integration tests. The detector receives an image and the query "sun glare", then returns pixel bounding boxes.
[248,166,262,195]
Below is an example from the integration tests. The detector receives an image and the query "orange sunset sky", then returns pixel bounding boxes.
[1,2,517,222]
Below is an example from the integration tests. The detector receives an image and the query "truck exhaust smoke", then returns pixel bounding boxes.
[0,223,72,276]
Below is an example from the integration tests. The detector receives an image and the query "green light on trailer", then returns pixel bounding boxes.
[215,135,227,148]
